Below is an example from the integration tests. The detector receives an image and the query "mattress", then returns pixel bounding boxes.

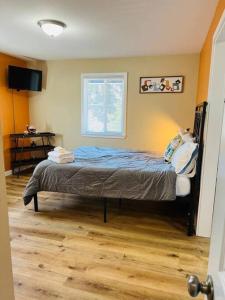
[23,146,178,205]
[176,174,191,197]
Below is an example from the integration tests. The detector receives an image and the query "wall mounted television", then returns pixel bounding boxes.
[8,65,42,91]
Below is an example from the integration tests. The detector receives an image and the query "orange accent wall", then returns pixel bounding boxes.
[0,53,29,171]
[197,0,225,103]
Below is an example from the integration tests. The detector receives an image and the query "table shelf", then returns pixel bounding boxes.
[11,145,54,153]
[10,132,55,176]
[10,132,55,138]
[12,157,47,167]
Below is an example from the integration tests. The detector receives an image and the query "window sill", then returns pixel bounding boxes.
[81,133,126,139]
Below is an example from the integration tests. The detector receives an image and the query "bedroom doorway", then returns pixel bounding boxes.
[187,101,225,299]
[197,9,225,238]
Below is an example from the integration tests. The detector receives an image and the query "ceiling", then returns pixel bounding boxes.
[0,0,218,60]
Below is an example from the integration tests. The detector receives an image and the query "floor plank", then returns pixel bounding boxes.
[6,175,209,300]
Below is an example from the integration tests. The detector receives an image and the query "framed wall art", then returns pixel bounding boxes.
[140,76,184,94]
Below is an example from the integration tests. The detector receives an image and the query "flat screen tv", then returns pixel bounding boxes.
[8,65,42,91]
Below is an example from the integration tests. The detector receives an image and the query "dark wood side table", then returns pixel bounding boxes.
[10,132,55,176]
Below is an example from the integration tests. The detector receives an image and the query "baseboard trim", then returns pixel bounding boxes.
[5,170,12,176]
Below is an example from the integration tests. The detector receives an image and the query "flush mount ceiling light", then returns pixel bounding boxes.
[37,19,66,37]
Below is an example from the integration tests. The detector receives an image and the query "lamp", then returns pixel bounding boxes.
[37,19,66,37]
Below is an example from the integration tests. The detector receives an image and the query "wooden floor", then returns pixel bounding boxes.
[6,174,209,300]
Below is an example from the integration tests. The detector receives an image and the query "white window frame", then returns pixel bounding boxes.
[81,72,127,138]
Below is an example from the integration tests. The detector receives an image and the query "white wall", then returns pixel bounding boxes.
[29,54,199,154]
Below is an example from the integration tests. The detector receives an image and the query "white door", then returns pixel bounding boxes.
[188,102,225,299]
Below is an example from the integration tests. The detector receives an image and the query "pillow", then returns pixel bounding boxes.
[171,142,198,175]
[164,134,183,162]
[179,128,195,143]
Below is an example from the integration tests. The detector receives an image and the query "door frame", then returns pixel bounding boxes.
[0,125,15,300]
[197,9,225,237]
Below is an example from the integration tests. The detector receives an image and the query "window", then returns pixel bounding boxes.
[81,73,127,138]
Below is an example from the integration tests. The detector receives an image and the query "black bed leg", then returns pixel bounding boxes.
[118,198,122,209]
[104,198,107,223]
[34,194,39,212]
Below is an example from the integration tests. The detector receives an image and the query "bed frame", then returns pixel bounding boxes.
[32,102,208,236]
[185,101,208,235]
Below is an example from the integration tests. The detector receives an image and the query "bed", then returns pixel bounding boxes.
[23,102,207,236]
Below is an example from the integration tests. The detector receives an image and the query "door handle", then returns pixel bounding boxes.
[187,275,214,300]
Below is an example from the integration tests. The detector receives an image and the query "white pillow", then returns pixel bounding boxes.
[171,142,198,175]
[179,128,195,143]
[181,132,195,143]
[164,134,183,162]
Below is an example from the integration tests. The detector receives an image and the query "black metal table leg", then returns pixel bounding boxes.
[118,198,122,209]
[104,198,107,223]
[34,194,39,212]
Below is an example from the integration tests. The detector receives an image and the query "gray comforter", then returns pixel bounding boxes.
[23,146,177,205]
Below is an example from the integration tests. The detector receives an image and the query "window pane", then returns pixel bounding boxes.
[87,81,104,106]
[87,82,105,132]
[87,105,105,132]
[82,74,126,137]
[105,82,123,133]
